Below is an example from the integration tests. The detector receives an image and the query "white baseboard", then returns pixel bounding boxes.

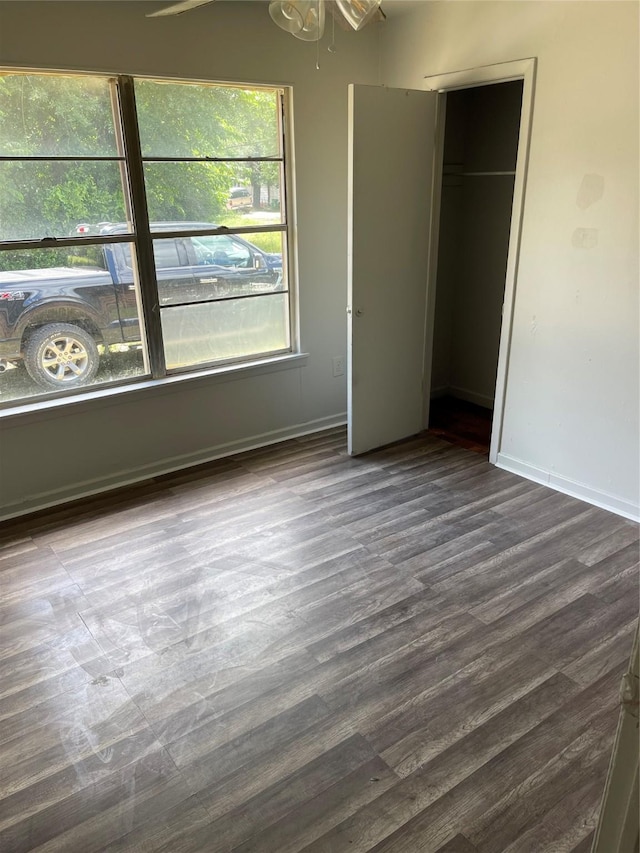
[0,413,348,522]
[496,452,640,523]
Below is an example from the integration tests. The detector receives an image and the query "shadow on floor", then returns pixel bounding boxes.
[428,395,493,455]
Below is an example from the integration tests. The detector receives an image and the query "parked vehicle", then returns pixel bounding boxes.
[0,222,283,390]
[226,187,252,211]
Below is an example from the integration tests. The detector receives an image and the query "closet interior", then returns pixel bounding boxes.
[428,80,524,454]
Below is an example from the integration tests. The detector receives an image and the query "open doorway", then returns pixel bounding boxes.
[427,80,524,455]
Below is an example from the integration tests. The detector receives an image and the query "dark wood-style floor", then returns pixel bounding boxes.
[428,396,493,455]
[1,427,638,852]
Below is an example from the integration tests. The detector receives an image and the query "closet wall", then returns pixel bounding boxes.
[431,81,523,409]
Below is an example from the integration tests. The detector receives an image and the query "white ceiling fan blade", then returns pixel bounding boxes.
[146,0,215,18]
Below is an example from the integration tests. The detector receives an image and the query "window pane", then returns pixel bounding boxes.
[135,80,281,159]
[183,230,285,301]
[152,231,284,307]
[0,73,119,157]
[161,293,290,369]
[117,238,187,275]
[144,162,283,228]
[225,229,285,262]
[0,161,129,242]
[0,244,148,403]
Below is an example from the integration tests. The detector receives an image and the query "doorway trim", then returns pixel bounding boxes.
[423,58,537,464]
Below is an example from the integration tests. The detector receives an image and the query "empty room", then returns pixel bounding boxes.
[0,1,638,851]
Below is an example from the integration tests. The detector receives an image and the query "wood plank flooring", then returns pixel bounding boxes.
[0,427,638,852]
[428,397,493,454]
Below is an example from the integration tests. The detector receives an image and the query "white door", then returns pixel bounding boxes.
[347,84,439,456]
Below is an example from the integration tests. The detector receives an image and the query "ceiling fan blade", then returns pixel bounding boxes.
[146,0,215,18]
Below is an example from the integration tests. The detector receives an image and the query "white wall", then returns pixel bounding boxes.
[382,0,639,519]
[0,0,380,518]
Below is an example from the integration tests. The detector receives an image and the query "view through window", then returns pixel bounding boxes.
[0,72,291,405]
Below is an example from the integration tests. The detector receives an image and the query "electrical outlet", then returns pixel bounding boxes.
[332,356,345,377]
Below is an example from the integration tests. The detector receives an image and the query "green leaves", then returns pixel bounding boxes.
[0,72,284,250]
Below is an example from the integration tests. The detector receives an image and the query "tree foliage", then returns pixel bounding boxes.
[0,73,282,269]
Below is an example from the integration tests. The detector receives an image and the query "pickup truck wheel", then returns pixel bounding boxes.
[25,323,100,389]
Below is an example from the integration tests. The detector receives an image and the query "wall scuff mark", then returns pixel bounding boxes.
[576,173,604,209]
[572,227,599,249]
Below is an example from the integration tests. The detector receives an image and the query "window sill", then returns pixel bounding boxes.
[0,352,309,425]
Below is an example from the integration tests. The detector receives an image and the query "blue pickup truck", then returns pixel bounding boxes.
[0,223,283,390]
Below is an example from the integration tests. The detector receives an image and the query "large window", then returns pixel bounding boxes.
[0,71,291,405]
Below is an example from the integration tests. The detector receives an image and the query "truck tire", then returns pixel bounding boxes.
[25,323,100,389]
